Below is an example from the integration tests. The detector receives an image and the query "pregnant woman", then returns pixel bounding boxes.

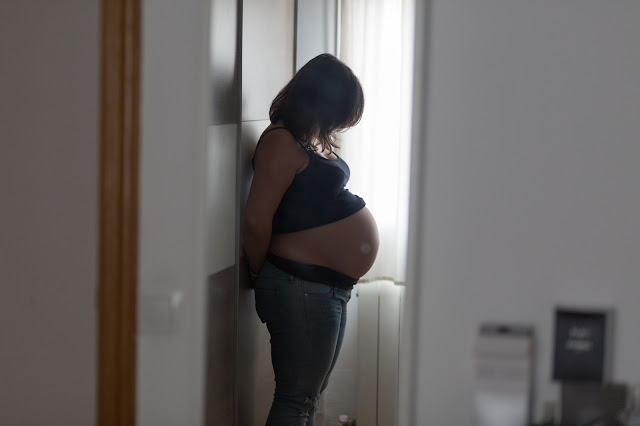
[243,54,379,425]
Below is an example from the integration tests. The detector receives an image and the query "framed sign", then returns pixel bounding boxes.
[552,307,614,383]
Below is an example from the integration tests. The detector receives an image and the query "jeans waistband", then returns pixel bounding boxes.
[266,253,357,290]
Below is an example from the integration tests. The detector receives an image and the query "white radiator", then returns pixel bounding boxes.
[318,281,404,426]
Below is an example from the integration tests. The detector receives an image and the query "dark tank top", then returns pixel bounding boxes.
[252,127,366,234]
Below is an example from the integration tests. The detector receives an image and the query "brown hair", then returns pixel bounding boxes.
[269,54,364,153]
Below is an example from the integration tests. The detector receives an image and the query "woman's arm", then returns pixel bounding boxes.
[242,129,306,276]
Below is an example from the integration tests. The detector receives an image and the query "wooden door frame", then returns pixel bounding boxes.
[97,0,141,425]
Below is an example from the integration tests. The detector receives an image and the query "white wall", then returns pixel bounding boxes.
[241,0,295,122]
[137,0,210,424]
[0,1,99,424]
[409,1,640,424]
[296,0,336,70]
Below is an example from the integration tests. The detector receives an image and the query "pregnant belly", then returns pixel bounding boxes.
[269,207,379,279]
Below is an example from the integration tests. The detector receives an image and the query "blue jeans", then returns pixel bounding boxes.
[254,260,352,426]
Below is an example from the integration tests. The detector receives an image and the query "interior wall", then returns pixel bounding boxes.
[204,2,239,424]
[0,1,99,424]
[413,1,640,423]
[136,0,210,424]
[295,0,336,70]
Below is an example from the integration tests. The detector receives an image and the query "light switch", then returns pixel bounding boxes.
[139,290,183,334]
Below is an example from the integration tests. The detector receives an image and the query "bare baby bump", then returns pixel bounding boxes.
[270,207,379,279]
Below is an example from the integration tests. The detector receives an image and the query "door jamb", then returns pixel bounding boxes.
[97,0,141,424]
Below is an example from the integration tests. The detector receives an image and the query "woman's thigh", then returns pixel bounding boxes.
[254,262,351,395]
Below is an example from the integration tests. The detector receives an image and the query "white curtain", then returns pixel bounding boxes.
[338,0,414,282]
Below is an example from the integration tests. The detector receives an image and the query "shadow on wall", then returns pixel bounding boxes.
[205,268,236,425]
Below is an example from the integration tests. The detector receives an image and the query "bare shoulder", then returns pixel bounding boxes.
[254,127,308,173]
